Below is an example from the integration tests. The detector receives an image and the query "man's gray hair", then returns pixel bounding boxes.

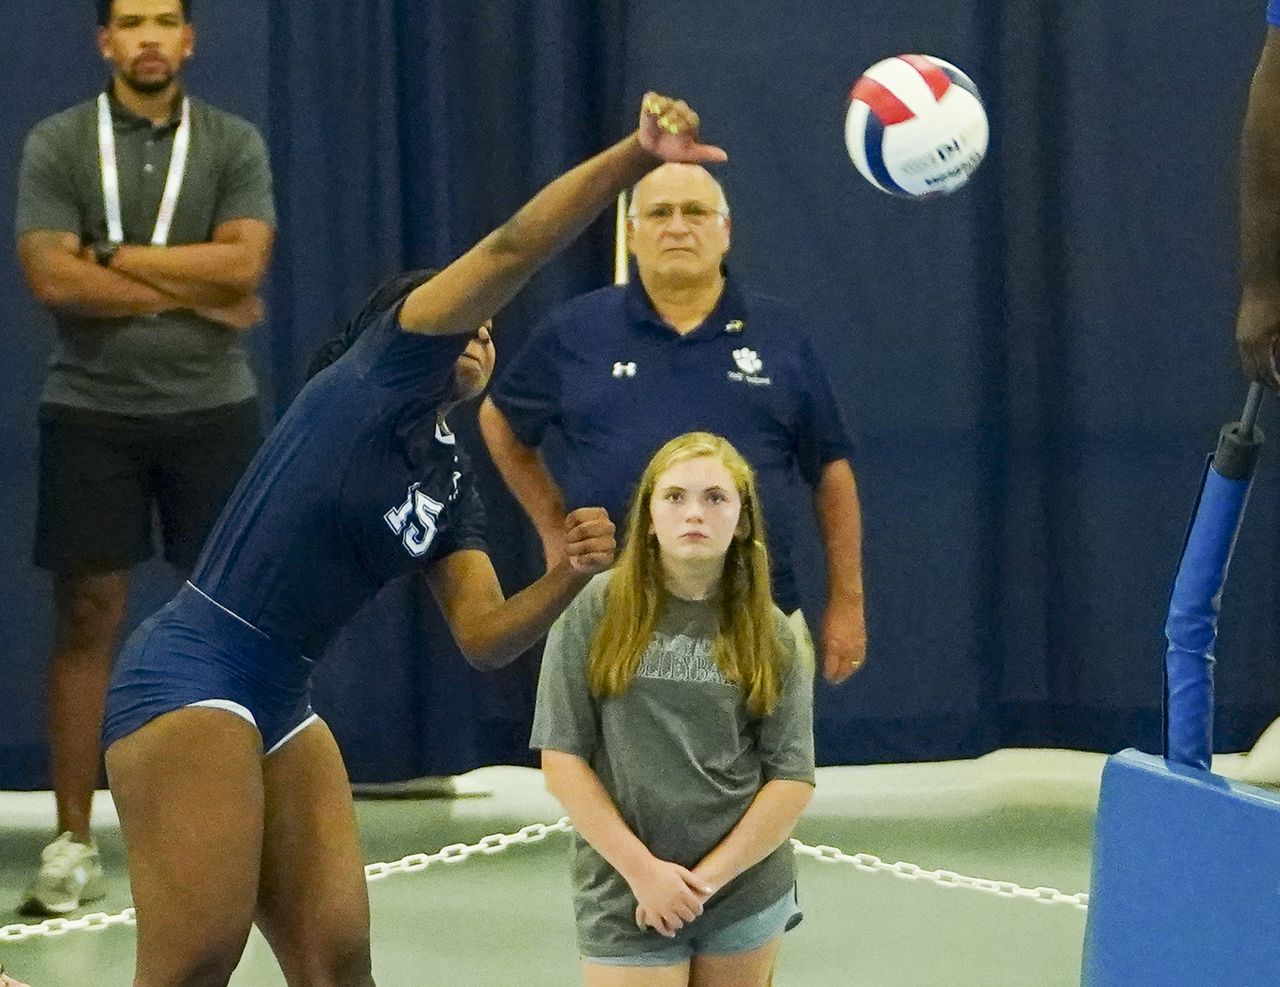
[627,171,730,219]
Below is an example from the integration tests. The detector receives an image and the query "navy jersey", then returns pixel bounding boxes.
[1271,0,1280,25]
[193,304,486,658]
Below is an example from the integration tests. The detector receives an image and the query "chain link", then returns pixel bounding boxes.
[0,908,137,943]
[0,814,1087,942]
[788,839,1090,911]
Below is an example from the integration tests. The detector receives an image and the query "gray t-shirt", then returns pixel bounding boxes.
[531,572,816,958]
[15,90,276,416]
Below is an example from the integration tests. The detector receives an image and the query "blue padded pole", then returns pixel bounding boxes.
[1163,385,1264,770]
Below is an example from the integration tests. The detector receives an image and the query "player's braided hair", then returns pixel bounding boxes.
[304,269,439,381]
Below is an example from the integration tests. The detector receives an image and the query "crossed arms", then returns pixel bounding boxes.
[18,218,273,330]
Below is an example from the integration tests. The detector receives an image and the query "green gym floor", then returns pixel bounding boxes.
[0,751,1108,986]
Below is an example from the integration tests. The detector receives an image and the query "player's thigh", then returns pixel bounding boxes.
[105,706,265,981]
[582,959,692,987]
[255,717,373,986]
[689,937,783,987]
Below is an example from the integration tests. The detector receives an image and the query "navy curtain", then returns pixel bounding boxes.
[1,0,1277,786]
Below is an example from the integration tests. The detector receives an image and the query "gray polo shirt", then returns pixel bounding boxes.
[532,572,816,958]
[15,89,276,416]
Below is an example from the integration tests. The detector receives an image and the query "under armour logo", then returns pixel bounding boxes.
[732,348,762,375]
[612,362,637,378]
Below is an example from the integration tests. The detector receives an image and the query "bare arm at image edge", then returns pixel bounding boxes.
[1238,26,1280,385]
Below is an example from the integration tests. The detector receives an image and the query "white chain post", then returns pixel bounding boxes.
[0,816,1088,942]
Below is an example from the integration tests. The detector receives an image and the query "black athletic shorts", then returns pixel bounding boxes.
[34,400,261,574]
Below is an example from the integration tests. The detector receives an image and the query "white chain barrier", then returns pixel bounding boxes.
[0,816,1087,942]
[362,818,574,883]
[788,840,1090,912]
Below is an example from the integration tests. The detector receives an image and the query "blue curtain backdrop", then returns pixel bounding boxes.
[1,1,1277,786]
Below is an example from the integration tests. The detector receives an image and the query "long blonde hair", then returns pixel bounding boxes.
[587,432,783,716]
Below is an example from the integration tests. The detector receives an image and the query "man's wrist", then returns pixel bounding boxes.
[92,240,123,268]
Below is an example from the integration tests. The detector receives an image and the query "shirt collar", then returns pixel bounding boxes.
[105,79,187,132]
[623,268,749,339]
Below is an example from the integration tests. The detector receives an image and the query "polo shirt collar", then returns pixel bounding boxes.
[623,268,750,339]
[105,79,186,132]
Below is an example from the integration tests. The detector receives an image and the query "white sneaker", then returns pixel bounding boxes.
[19,832,105,916]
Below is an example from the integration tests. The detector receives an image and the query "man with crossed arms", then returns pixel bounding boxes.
[14,0,274,914]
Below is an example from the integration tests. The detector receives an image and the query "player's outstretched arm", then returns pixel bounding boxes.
[399,92,726,339]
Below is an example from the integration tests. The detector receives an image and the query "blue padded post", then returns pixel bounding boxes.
[1164,463,1252,769]
[1082,749,1280,985]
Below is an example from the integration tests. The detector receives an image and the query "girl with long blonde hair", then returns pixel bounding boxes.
[533,431,815,987]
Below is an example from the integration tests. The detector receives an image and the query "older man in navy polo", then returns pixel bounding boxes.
[479,162,866,685]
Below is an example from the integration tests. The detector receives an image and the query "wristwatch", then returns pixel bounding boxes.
[92,240,123,267]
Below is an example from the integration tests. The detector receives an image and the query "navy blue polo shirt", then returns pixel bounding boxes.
[489,274,854,612]
[192,303,487,658]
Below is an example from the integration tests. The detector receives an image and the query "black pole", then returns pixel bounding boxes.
[1241,382,1265,438]
[1214,384,1266,481]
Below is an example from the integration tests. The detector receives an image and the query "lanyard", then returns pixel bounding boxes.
[97,92,191,246]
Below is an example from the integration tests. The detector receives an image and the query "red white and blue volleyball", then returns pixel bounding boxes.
[845,54,988,198]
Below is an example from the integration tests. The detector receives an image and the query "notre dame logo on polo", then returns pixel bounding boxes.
[727,347,772,386]
[383,471,461,557]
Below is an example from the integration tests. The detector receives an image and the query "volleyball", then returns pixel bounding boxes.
[845,54,988,198]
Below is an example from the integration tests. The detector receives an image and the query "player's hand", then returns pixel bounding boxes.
[195,294,265,332]
[1236,291,1280,389]
[563,507,615,575]
[629,859,713,938]
[638,92,727,164]
[822,595,867,685]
